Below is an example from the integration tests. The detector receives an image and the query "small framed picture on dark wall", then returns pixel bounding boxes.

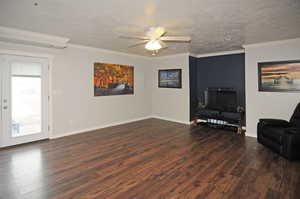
[258,60,300,92]
[158,69,182,88]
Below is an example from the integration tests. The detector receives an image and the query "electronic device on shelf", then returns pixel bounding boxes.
[205,87,237,112]
[194,87,244,134]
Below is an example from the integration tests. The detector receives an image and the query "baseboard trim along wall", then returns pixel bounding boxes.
[51,116,252,140]
[151,116,191,125]
[246,134,257,138]
[50,116,152,139]
[51,116,191,139]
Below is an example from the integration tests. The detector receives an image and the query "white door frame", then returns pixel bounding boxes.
[0,49,53,147]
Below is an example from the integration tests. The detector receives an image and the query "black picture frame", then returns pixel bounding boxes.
[258,60,300,92]
[158,69,182,88]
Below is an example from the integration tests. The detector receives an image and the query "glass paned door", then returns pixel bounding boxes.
[0,55,49,147]
[12,62,42,137]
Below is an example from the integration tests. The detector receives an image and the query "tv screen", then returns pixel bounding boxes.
[205,89,237,112]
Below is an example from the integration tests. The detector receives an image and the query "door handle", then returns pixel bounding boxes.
[3,99,8,110]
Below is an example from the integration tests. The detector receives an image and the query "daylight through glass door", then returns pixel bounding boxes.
[11,62,42,137]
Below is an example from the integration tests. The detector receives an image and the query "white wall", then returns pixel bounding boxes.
[150,53,190,124]
[0,41,195,140]
[0,42,153,138]
[3,38,299,140]
[244,38,300,137]
[52,45,153,137]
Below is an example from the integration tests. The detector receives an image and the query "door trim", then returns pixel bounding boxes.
[0,49,53,147]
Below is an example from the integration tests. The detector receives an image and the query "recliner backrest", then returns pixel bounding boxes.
[290,103,300,128]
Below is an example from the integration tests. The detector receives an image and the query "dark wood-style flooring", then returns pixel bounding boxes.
[0,119,300,199]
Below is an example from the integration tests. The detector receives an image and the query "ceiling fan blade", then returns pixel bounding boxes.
[159,40,168,49]
[146,27,166,39]
[128,41,149,48]
[119,35,149,40]
[160,36,191,42]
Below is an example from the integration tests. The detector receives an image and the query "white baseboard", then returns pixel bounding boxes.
[151,116,191,125]
[50,116,152,139]
[50,115,256,140]
[51,116,190,139]
[245,133,257,138]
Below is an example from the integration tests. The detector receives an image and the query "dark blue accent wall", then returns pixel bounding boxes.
[189,53,245,121]
[189,56,198,120]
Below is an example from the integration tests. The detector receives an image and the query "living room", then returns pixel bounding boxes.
[0,1,299,198]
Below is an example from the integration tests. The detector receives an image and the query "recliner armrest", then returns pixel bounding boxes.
[285,127,300,135]
[259,119,291,127]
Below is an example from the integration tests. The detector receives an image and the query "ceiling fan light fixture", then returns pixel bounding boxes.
[145,40,162,51]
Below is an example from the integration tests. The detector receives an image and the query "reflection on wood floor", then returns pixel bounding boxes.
[0,118,299,199]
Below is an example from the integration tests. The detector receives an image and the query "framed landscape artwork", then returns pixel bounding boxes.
[158,69,182,88]
[258,60,300,92]
[94,63,134,96]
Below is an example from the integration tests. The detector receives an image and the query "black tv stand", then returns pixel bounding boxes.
[193,108,244,134]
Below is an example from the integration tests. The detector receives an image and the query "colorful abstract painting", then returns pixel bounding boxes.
[94,63,134,96]
[258,60,300,92]
[158,69,182,88]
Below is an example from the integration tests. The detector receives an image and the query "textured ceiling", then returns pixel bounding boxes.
[0,0,299,56]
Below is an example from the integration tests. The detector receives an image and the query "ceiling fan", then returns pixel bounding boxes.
[120,27,191,55]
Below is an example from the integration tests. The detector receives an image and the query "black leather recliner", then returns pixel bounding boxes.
[257,103,300,160]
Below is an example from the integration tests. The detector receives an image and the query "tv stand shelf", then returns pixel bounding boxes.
[193,108,244,134]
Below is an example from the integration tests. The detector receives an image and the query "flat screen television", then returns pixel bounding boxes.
[205,88,237,112]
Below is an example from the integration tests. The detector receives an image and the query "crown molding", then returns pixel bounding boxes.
[0,41,56,59]
[69,43,190,59]
[68,43,152,59]
[0,26,70,49]
[152,52,190,59]
[192,49,245,58]
[189,53,198,57]
[242,38,300,49]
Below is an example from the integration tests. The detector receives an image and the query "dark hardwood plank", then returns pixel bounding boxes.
[0,118,299,199]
